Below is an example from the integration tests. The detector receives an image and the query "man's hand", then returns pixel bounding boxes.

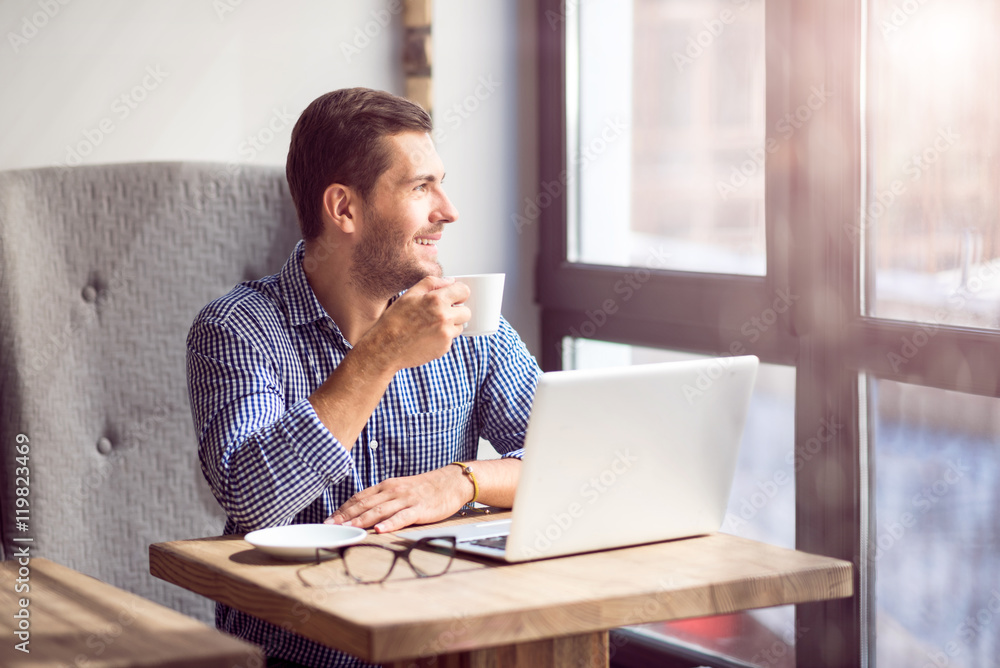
[325,465,470,533]
[326,458,521,533]
[361,276,471,371]
[307,276,470,451]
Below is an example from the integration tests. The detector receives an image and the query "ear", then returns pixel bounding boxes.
[321,183,358,234]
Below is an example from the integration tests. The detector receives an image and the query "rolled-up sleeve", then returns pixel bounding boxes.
[187,315,353,530]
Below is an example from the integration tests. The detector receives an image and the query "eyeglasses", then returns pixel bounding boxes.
[312,537,457,585]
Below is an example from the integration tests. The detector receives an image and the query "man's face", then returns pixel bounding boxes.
[349,131,458,299]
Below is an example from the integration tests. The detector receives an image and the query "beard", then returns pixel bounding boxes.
[349,203,442,300]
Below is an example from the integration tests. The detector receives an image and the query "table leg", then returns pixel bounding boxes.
[387,630,610,668]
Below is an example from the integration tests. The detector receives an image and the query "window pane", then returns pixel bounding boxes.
[866,0,1000,329]
[873,380,1000,666]
[571,0,766,275]
[564,339,797,666]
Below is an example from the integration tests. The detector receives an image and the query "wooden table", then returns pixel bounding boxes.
[0,557,262,668]
[149,512,853,667]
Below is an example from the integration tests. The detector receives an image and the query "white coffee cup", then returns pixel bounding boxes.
[451,273,505,336]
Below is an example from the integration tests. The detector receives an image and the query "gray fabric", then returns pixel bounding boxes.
[0,161,301,622]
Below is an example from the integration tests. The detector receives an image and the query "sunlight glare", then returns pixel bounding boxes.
[894,3,979,75]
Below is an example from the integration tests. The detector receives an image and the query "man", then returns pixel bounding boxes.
[186,88,540,667]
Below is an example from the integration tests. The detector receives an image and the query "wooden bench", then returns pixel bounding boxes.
[0,557,262,667]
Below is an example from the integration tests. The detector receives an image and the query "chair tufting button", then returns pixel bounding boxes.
[96,437,113,455]
[82,285,98,302]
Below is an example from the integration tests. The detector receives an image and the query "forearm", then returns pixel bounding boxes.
[450,457,521,508]
[308,334,398,451]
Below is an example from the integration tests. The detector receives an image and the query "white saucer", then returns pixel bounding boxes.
[244,524,367,560]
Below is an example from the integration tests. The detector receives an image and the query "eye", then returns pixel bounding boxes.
[414,183,427,192]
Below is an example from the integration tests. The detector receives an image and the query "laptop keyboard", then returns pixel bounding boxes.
[467,535,508,550]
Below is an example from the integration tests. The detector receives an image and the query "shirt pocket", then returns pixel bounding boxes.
[399,401,475,476]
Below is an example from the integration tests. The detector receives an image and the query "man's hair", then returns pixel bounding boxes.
[285,88,432,241]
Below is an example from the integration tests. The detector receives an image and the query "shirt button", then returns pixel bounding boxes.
[370,439,379,450]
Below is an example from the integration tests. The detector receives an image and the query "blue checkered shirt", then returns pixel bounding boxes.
[186,241,540,667]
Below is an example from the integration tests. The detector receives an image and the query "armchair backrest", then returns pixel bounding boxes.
[0,162,300,621]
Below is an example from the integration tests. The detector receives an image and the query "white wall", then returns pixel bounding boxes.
[0,0,539,353]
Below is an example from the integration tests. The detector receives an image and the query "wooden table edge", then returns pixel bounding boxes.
[367,559,854,662]
[148,532,855,664]
[149,540,376,660]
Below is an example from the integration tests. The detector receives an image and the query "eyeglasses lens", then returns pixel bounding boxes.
[342,545,397,583]
[408,538,455,577]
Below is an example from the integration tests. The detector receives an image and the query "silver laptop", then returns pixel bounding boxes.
[398,355,759,562]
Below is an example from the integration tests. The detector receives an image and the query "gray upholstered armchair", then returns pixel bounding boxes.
[0,162,300,621]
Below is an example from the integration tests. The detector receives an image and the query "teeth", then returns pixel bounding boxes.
[415,238,436,246]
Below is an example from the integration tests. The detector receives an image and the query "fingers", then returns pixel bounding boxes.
[429,283,472,333]
[325,484,416,533]
[449,303,472,331]
[370,510,414,534]
[375,280,470,362]
[439,279,471,306]
[324,471,460,533]
[406,276,471,306]
[335,498,413,534]
[325,486,390,526]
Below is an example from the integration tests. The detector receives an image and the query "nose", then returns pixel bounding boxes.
[434,188,459,224]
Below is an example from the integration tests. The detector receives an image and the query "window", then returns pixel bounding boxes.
[572,0,766,275]
[866,0,1000,331]
[872,381,1000,665]
[537,0,1000,665]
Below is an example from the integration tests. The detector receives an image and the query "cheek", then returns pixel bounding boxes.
[402,204,429,233]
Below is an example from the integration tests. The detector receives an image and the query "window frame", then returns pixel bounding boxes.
[536,0,1000,665]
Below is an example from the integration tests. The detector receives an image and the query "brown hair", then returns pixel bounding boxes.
[285,88,432,241]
